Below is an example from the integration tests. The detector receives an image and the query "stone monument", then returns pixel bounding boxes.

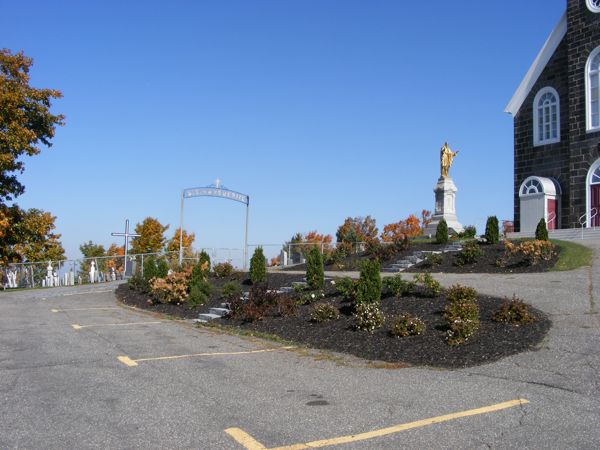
[423,142,464,236]
[89,261,96,283]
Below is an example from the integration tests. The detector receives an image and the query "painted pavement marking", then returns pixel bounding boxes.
[118,346,296,367]
[225,399,530,450]
[51,307,120,313]
[72,321,164,330]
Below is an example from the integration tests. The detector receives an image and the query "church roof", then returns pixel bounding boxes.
[505,13,567,116]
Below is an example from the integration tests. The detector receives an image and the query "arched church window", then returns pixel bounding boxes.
[592,166,600,185]
[533,87,560,145]
[586,48,600,131]
[520,178,543,196]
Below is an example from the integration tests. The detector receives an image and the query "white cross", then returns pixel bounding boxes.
[111,219,141,276]
[214,178,221,188]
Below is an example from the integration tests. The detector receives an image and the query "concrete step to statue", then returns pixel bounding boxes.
[195,313,222,323]
[279,286,294,294]
[291,281,308,288]
[220,302,231,309]
[391,262,413,269]
[405,255,423,264]
[209,307,231,317]
[381,267,406,273]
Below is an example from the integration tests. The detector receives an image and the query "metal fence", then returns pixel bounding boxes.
[0,249,215,290]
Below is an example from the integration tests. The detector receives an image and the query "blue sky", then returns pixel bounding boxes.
[3,0,566,263]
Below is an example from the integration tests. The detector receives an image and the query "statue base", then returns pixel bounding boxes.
[422,176,464,236]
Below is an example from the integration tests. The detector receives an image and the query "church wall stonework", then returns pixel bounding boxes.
[513,0,600,230]
[513,39,570,231]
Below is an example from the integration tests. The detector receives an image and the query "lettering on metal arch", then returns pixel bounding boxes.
[183,187,249,205]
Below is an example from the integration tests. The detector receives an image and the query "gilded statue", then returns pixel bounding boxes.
[440,142,459,178]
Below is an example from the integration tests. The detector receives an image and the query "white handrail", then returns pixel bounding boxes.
[547,212,557,229]
[579,208,598,239]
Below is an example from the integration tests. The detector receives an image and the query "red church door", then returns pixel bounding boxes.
[592,185,600,227]
[547,199,557,230]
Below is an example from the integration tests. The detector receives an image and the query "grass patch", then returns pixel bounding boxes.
[551,240,594,271]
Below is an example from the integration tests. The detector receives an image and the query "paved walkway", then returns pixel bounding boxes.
[1,243,600,449]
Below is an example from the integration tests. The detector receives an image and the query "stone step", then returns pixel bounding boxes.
[391,262,413,269]
[195,313,222,323]
[220,302,230,309]
[405,255,422,264]
[382,267,405,273]
[279,286,294,294]
[291,281,308,288]
[209,307,231,317]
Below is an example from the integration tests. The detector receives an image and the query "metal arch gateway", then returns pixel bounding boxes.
[178,180,250,269]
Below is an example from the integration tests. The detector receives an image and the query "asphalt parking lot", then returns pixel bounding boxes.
[1,242,600,449]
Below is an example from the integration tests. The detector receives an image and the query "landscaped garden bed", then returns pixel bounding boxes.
[116,251,551,369]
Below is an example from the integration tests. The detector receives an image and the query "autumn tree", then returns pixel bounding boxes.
[381,210,433,242]
[11,208,65,262]
[105,243,125,272]
[0,49,64,203]
[336,216,379,246]
[0,49,65,266]
[165,227,196,259]
[79,241,105,274]
[130,217,169,254]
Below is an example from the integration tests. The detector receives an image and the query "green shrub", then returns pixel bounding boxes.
[306,246,324,290]
[191,259,208,287]
[390,314,426,337]
[413,273,442,297]
[355,259,381,305]
[198,251,211,270]
[382,275,415,297]
[354,303,385,332]
[143,257,158,281]
[298,290,325,305]
[535,218,549,241]
[444,298,480,345]
[446,284,478,304]
[461,225,477,239]
[492,295,536,325]
[214,262,235,278]
[128,274,149,292]
[249,247,267,284]
[424,253,443,267]
[455,240,483,266]
[187,280,212,309]
[310,303,340,322]
[484,216,500,244]
[156,259,170,278]
[436,219,449,244]
[221,282,241,299]
[335,277,358,300]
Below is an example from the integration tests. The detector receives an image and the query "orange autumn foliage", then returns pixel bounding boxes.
[381,210,433,242]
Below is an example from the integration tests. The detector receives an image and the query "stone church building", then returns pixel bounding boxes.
[506,0,600,232]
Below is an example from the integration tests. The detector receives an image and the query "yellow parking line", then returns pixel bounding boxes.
[118,346,296,367]
[51,307,119,313]
[71,321,163,330]
[225,399,530,450]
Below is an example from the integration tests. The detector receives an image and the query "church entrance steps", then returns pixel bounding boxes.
[508,227,600,241]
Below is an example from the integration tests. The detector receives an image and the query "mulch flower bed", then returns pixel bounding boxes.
[116,272,551,369]
[285,241,559,274]
[406,242,559,274]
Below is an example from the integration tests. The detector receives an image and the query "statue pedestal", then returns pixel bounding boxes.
[422,176,464,236]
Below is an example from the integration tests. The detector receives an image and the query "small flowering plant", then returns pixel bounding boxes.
[299,290,325,305]
[354,303,385,332]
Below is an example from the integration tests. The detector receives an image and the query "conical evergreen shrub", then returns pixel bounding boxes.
[535,218,549,241]
[485,216,499,244]
[249,247,266,284]
[306,246,324,290]
[355,259,381,305]
[436,219,449,244]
